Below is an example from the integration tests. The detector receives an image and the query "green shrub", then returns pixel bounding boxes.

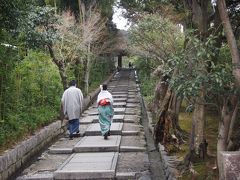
[0,51,62,149]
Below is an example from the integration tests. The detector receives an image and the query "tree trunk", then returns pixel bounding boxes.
[217,1,240,177]
[84,43,91,94]
[227,101,239,150]
[152,76,168,119]
[0,63,4,120]
[153,88,183,151]
[168,92,182,131]
[217,96,238,178]
[190,95,205,154]
[47,45,68,90]
[154,88,172,146]
[59,67,68,90]
[217,0,240,87]
[192,0,208,37]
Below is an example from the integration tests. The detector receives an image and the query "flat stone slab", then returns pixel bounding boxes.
[114,108,126,114]
[116,152,149,173]
[127,99,140,103]
[18,154,70,178]
[112,91,128,94]
[85,123,123,136]
[54,152,118,179]
[113,98,127,102]
[17,173,54,180]
[113,102,127,107]
[80,116,96,124]
[128,90,139,93]
[74,136,121,152]
[113,94,128,98]
[123,123,143,132]
[49,137,82,150]
[116,172,136,180]
[124,115,140,123]
[128,95,138,99]
[49,148,73,154]
[108,85,117,89]
[125,108,140,115]
[83,108,98,116]
[120,146,146,152]
[126,103,140,108]
[123,119,136,123]
[83,108,126,116]
[64,124,89,137]
[92,115,124,123]
[120,135,146,148]
[128,92,137,95]
[122,131,139,136]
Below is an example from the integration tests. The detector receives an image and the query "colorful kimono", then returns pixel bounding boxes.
[97,90,114,137]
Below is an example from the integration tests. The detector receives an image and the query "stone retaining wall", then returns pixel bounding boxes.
[0,73,115,180]
[146,110,179,180]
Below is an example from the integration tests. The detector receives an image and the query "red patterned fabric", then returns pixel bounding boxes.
[99,98,110,106]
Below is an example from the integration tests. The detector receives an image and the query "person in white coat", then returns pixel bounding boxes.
[61,80,83,139]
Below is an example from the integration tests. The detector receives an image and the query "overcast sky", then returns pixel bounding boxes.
[112,4,130,31]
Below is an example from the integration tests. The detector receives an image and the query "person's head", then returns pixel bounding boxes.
[102,84,107,90]
[69,80,76,87]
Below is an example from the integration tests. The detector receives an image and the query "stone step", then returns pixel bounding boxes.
[82,107,126,116]
[17,173,54,180]
[122,131,139,136]
[126,103,140,108]
[14,70,156,180]
[73,136,121,152]
[48,148,73,154]
[115,172,136,180]
[113,102,126,107]
[120,146,146,152]
[85,123,123,136]
[116,152,150,179]
[113,98,127,102]
[54,152,118,179]
[112,91,129,94]
[127,99,140,103]
[81,115,124,124]
[113,94,128,98]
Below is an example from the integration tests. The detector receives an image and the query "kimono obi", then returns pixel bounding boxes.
[99,98,111,106]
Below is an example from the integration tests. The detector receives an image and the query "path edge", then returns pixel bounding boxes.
[0,72,115,180]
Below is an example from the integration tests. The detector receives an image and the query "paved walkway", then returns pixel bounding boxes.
[17,69,163,180]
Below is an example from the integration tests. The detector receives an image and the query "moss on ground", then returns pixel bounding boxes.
[177,111,218,179]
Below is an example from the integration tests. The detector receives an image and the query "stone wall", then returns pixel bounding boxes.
[0,73,114,180]
[219,151,240,180]
[146,110,179,180]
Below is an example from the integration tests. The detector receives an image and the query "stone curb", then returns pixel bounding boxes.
[0,121,62,180]
[144,105,179,180]
[0,72,115,180]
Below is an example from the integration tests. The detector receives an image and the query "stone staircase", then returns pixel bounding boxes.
[16,69,152,180]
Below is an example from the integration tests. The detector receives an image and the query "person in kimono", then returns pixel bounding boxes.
[61,80,83,139]
[97,84,114,140]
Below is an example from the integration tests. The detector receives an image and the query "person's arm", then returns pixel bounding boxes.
[79,90,84,114]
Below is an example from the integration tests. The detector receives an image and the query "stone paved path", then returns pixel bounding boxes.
[17,69,163,180]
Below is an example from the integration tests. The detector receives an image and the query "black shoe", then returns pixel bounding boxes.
[69,134,73,140]
[104,133,108,140]
[107,131,110,136]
